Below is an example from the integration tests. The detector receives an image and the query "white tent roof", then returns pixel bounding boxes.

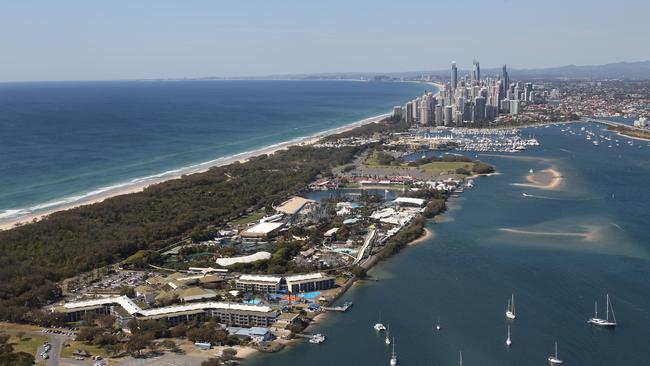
[216,251,271,266]
[238,274,283,283]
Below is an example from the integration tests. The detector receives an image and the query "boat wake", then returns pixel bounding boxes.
[521,193,601,201]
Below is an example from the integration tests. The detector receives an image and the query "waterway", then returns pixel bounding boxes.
[246,121,650,365]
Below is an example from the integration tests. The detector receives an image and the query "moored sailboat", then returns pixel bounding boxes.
[587,293,617,327]
[374,312,386,331]
[385,324,391,345]
[548,341,563,364]
[506,294,516,320]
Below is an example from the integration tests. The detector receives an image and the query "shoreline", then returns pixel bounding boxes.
[1,81,443,231]
[409,227,434,245]
[0,113,393,231]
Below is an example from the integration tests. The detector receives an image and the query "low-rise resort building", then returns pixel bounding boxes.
[54,296,279,327]
[235,272,335,293]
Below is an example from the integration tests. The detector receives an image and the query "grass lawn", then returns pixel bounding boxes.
[60,340,112,359]
[0,322,42,333]
[0,322,48,355]
[7,334,48,355]
[417,161,473,175]
[363,154,383,167]
[231,212,265,225]
[362,157,473,176]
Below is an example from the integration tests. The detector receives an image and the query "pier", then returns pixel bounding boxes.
[322,301,353,312]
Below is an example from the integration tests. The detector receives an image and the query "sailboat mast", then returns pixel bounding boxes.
[512,294,515,315]
[606,294,610,321]
[594,300,598,318]
[459,351,463,366]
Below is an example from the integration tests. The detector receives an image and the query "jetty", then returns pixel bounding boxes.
[322,301,353,312]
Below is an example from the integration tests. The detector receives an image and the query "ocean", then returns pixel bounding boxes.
[0,79,431,224]
[245,122,650,365]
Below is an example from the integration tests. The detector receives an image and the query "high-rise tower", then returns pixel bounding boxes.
[472,60,481,84]
[501,64,509,96]
[451,61,458,91]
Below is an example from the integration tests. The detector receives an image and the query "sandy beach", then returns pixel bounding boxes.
[0,113,391,231]
[409,227,434,245]
[512,168,564,190]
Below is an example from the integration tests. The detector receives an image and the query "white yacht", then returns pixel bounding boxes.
[506,294,516,320]
[548,342,563,364]
[374,312,386,332]
[309,333,326,344]
[436,317,441,331]
[529,168,534,174]
[506,325,512,347]
[587,294,617,327]
[390,339,397,366]
[385,324,391,345]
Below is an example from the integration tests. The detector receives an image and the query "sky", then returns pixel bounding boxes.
[1,0,649,81]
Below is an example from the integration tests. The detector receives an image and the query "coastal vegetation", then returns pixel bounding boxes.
[0,144,358,323]
[379,216,425,258]
[607,125,650,140]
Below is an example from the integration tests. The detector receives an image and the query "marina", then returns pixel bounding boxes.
[392,127,540,153]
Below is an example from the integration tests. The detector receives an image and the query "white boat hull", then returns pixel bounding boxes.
[587,318,616,327]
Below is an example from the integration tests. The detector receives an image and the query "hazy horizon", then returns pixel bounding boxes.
[2,0,649,82]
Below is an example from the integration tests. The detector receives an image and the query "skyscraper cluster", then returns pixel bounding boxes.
[396,61,537,127]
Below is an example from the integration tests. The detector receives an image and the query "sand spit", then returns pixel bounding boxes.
[512,168,564,191]
[498,226,601,242]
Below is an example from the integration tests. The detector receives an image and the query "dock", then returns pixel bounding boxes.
[322,301,353,312]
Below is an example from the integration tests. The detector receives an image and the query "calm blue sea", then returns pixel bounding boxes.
[246,122,650,366]
[0,80,431,222]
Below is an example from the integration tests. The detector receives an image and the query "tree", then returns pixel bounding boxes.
[77,326,103,343]
[126,334,152,357]
[351,265,367,278]
[97,314,116,328]
[160,340,179,352]
[0,335,34,366]
[201,358,222,366]
[221,348,238,365]
[169,324,188,338]
[103,344,123,357]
